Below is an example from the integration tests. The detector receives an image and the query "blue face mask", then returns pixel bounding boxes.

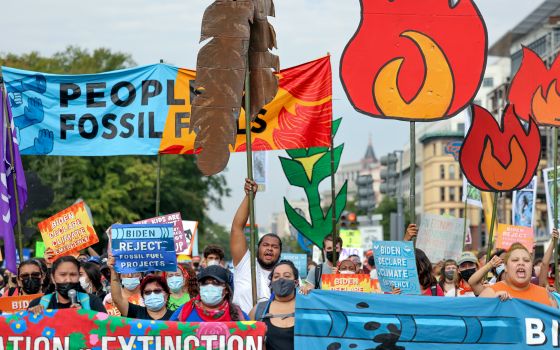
[496,264,506,278]
[200,285,225,306]
[144,293,166,311]
[167,276,184,293]
[122,277,140,291]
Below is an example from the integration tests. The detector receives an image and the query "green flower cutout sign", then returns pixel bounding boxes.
[280,118,347,248]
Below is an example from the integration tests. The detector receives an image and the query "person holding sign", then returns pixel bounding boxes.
[303,233,343,291]
[250,260,298,350]
[392,249,443,296]
[108,255,173,320]
[170,265,247,322]
[1,260,45,297]
[338,259,358,274]
[479,243,558,307]
[28,256,106,313]
[231,179,282,313]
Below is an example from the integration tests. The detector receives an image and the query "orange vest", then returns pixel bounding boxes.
[490,281,552,307]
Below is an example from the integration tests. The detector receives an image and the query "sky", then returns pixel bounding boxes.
[0,0,545,230]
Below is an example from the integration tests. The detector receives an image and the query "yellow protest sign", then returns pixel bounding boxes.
[38,202,98,258]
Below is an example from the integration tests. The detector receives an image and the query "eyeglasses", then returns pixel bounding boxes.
[144,289,163,296]
[20,272,42,279]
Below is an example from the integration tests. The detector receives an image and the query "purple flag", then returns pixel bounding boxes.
[0,89,27,273]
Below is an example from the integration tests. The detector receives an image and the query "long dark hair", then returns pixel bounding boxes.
[415,249,436,290]
[80,262,103,293]
[438,259,459,292]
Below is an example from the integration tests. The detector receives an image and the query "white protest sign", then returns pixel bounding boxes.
[416,213,464,263]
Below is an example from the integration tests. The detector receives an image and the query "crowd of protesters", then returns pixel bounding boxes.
[0,178,558,350]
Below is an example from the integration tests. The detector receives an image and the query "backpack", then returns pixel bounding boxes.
[39,292,91,310]
[313,264,324,290]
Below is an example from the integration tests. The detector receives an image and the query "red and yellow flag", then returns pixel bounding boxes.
[159,56,332,154]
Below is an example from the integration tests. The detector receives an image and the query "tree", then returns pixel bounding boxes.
[0,47,230,249]
[374,196,410,241]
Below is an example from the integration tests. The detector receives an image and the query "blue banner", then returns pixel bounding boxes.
[372,241,420,294]
[111,223,176,273]
[296,290,560,349]
[281,253,308,279]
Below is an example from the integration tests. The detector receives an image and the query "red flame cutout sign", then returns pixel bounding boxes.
[340,0,487,121]
[508,47,560,126]
[459,104,541,192]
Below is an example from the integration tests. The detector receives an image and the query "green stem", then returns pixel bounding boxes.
[553,127,559,291]
[486,192,499,264]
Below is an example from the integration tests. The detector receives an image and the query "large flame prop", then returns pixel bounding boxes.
[340,0,487,121]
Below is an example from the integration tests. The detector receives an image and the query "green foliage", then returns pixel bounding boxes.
[374,196,410,240]
[1,47,230,249]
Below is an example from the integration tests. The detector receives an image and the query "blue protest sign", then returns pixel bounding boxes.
[281,253,308,278]
[111,224,176,273]
[296,290,560,350]
[372,241,420,294]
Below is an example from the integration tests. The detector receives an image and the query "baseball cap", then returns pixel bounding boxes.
[197,265,229,283]
[457,252,478,266]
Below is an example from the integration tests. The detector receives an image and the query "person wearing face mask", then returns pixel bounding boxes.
[79,262,106,301]
[338,259,358,274]
[467,254,504,296]
[250,260,298,350]
[302,233,343,292]
[456,251,479,297]
[1,260,45,297]
[107,255,173,320]
[231,179,283,313]
[28,256,106,314]
[438,259,459,297]
[203,245,225,267]
[170,265,247,322]
[165,265,193,311]
[103,270,144,316]
[479,243,558,307]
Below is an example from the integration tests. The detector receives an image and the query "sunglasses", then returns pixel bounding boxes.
[20,272,42,279]
[144,289,163,296]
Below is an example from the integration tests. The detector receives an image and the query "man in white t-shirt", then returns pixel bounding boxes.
[231,179,282,314]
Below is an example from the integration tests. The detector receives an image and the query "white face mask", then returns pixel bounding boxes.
[79,276,90,291]
[340,271,355,275]
[207,259,220,267]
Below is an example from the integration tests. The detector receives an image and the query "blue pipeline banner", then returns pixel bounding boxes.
[111,223,176,273]
[1,56,333,156]
[296,290,560,349]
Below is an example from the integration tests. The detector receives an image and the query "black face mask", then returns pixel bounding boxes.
[271,279,296,297]
[22,277,42,295]
[56,282,81,299]
[459,268,477,282]
[325,251,339,263]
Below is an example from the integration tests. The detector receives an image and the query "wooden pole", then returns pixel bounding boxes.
[155,59,164,217]
[330,122,337,267]
[462,198,468,250]
[410,122,416,244]
[244,59,258,306]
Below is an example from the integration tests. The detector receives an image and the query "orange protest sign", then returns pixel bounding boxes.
[321,274,381,293]
[495,224,534,251]
[38,202,98,258]
[0,294,43,313]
